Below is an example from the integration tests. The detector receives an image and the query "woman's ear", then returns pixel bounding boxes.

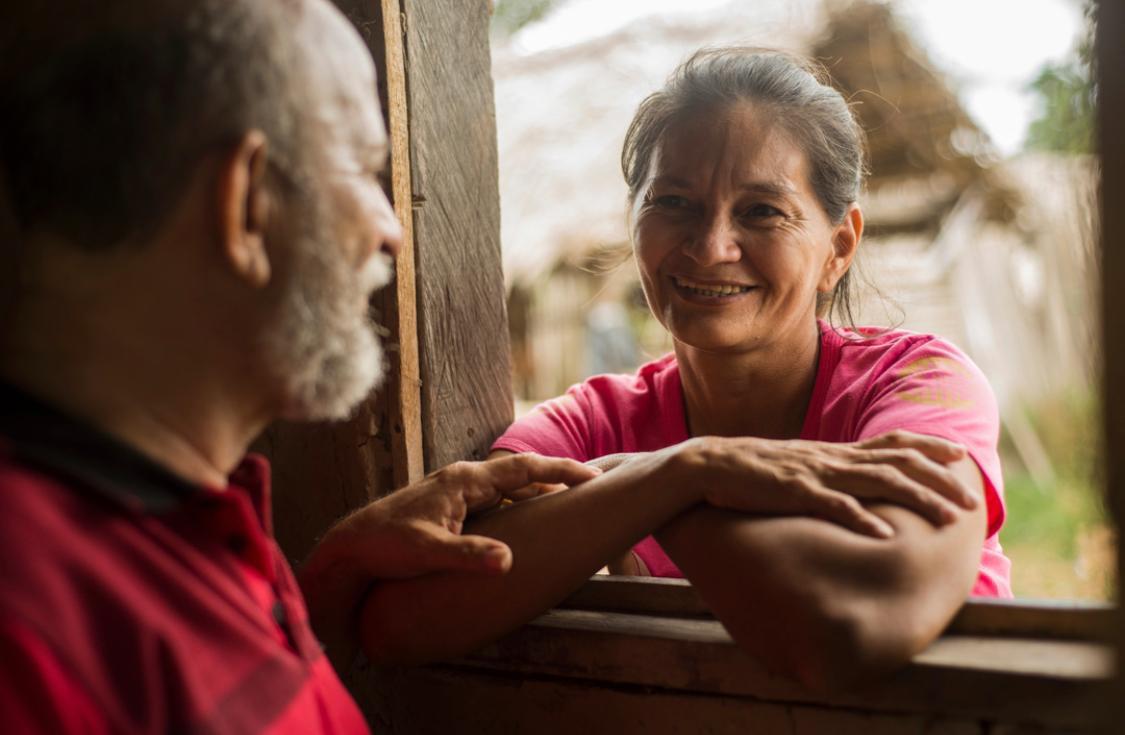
[215,130,272,288]
[818,203,863,293]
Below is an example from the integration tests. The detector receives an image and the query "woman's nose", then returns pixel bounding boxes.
[682,213,741,266]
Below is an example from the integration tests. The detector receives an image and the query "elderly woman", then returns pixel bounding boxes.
[361,48,1009,691]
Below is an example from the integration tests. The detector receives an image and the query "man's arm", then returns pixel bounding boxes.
[656,455,987,693]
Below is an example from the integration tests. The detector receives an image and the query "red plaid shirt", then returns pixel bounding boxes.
[0,383,369,734]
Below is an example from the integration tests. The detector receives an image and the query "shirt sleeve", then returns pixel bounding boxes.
[491,385,594,462]
[852,337,1006,538]
[0,616,109,735]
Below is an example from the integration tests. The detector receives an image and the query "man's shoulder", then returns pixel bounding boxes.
[0,452,140,616]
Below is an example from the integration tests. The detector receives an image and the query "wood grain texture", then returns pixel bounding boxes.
[561,576,1114,641]
[378,0,425,488]
[1099,0,1125,729]
[455,609,1108,730]
[402,0,514,470]
[355,665,989,735]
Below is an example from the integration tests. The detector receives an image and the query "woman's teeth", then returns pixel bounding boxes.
[674,277,753,297]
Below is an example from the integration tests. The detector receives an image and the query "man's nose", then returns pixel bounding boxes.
[373,187,404,259]
[683,213,741,266]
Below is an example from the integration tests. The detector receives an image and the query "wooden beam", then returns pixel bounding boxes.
[377,0,424,487]
[1097,0,1125,730]
[401,0,514,471]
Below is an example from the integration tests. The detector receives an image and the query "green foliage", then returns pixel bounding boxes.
[1025,62,1096,154]
[1000,391,1114,600]
[1024,1,1096,154]
[491,0,559,38]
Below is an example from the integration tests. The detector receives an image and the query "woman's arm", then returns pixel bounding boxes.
[359,447,700,664]
[359,434,975,665]
[656,454,987,693]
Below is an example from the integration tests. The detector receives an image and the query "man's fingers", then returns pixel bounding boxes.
[424,533,513,575]
[485,453,601,495]
[858,431,966,463]
[504,482,569,502]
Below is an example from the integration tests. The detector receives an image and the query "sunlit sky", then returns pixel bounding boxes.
[508,0,1086,155]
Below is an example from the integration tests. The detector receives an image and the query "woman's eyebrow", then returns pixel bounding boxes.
[651,175,692,189]
[736,180,797,197]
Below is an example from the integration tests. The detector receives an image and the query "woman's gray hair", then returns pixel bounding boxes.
[621,47,868,323]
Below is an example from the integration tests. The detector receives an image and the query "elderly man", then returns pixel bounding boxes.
[0,1,597,732]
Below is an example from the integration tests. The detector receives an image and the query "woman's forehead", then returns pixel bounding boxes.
[653,105,810,189]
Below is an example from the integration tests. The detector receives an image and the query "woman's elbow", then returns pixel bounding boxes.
[791,608,916,694]
[731,598,920,694]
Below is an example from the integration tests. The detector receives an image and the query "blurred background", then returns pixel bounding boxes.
[489,0,1106,600]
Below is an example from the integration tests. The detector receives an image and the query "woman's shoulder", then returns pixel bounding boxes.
[823,322,981,375]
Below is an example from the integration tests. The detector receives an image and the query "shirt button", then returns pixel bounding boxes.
[272,600,288,628]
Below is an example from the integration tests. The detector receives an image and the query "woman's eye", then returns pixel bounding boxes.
[743,204,783,219]
[652,195,690,210]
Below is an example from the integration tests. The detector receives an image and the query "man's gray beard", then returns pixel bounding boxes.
[264,212,393,422]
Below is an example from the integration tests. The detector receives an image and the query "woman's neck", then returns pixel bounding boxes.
[677,320,822,440]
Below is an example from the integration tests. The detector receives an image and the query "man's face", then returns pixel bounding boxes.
[262,0,403,422]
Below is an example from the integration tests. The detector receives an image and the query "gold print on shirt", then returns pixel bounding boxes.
[894,357,974,410]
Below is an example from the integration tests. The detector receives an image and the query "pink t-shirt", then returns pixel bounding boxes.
[493,321,1012,597]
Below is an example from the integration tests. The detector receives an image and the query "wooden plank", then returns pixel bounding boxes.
[560,576,1114,641]
[1098,0,1125,729]
[401,0,514,470]
[455,609,1109,730]
[377,0,424,488]
[352,664,988,735]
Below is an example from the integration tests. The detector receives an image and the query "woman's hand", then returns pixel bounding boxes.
[671,430,978,539]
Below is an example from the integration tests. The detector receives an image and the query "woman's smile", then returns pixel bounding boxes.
[670,275,758,304]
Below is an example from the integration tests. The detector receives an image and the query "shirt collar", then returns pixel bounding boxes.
[0,380,202,513]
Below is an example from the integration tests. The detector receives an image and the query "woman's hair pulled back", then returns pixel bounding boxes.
[621,47,869,321]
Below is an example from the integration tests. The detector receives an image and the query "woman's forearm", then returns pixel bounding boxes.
[359,449,697,664]
[656,493,986,691]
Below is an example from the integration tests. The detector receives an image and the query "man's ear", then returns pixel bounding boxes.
[216,130,272,288]
[818,203,863,293]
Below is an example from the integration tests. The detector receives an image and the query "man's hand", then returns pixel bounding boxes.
[311,453,600,580]
[298,453,598,670]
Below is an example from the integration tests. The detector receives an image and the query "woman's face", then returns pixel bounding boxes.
[631,103,857,355]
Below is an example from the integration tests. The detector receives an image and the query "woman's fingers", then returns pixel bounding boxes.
[834,463,960,525]
[853,448,978,511]
[803,488,895,539]
[857,430,966,464]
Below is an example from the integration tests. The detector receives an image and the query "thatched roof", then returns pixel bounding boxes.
[493,0,1016,286]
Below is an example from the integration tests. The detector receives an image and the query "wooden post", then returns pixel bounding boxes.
[400,0,514,470]
[1099,0,1125,730]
